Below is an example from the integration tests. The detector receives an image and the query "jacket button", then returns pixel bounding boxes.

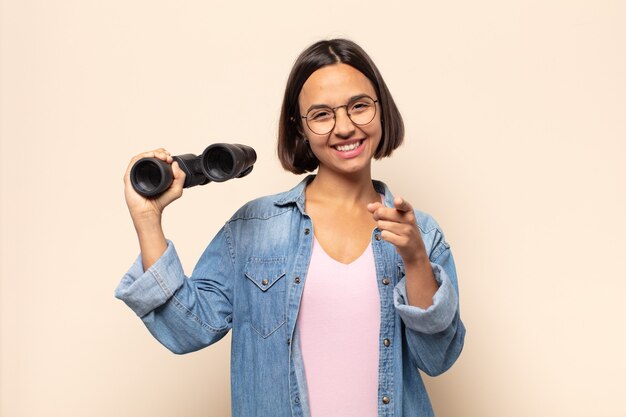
[261,279,269,286]
[294,396,300,404]
[294,277,301,284]
[287,338,291,345]
[383,338,391,347]
[304,228,310,235]
[382,396,390,404]
[382,278,390,285]
[375,234,381,241]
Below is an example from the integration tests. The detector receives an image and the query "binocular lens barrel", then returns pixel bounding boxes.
[130,143,257,198]
[130,158,173,197]
[202,144,256,182]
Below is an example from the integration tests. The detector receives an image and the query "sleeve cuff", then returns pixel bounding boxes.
[393,262,458,334]
[114,240,186,317]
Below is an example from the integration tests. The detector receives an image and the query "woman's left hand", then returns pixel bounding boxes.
[367,197,428,266]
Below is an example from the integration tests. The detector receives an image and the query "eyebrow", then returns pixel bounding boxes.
[305,94,372,114]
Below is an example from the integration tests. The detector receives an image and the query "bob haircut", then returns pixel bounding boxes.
[278,38,405,174]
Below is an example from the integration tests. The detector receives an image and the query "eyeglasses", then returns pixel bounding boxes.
[300,95,378,135]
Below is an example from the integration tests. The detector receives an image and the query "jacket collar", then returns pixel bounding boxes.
[273,175,395,214]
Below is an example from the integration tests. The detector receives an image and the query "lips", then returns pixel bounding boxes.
[332,139,364,152]
[329,139,368,160]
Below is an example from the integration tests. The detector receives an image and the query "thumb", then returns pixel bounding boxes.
[160,161,186,200]
[367,202,383,213]
[171,161,186,187]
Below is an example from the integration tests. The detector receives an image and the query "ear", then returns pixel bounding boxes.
[295,121,306,138]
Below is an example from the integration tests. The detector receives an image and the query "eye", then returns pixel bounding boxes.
[349,101,371,113]
[309,109,333,121]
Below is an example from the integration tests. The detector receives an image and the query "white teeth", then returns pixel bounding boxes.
[335,141,361,152]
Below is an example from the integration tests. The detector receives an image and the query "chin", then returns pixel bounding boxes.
[332,160,373,176]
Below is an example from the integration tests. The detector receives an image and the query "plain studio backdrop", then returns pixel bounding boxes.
[1,1,625,416]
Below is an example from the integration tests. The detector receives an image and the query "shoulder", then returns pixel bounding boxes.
[413,209,443,235]
[222,187,304,258]
[226,175,311,223]
[227,192,293,222]
[413,208,451,260]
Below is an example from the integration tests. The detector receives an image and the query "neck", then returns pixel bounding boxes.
[306,167,379,206]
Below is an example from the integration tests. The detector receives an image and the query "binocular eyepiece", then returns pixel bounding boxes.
[130,143,257,197]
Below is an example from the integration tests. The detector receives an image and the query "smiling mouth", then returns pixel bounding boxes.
[333,140,364,152]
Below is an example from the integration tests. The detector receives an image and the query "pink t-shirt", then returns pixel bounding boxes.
[297,235,381,417]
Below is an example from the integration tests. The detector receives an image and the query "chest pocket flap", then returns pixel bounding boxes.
[244,261,286,291]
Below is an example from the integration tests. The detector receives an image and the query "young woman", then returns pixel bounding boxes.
[116,38,465,417]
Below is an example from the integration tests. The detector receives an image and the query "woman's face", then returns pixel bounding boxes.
[298,63,382,176]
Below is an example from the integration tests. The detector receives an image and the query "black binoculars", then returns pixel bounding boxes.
[130,143,257,197]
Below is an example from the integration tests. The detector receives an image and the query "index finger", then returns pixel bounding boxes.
[125,149,173,177]
[394,197,413,213]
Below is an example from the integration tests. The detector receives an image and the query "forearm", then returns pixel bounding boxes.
[114,237,233,353]
[404,251,439,309]
[133,213,168,271]
[394,253,465,374]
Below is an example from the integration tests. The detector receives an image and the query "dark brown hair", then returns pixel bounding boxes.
[278,38,405,174]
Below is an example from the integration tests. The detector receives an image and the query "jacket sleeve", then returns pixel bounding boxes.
[114,224,236,354]
[393,231,466,376]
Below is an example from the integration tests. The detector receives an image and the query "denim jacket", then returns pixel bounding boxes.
[115,176,465,417]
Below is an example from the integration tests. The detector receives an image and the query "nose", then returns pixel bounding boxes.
[332,106,356,138]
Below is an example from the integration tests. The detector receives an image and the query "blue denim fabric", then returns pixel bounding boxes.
[115,175,465,417]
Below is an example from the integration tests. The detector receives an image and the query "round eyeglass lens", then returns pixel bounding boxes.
[348,96,377,125]
[305,96,377,135]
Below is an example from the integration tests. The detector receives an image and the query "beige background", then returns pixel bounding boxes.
[1,0,625,416]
